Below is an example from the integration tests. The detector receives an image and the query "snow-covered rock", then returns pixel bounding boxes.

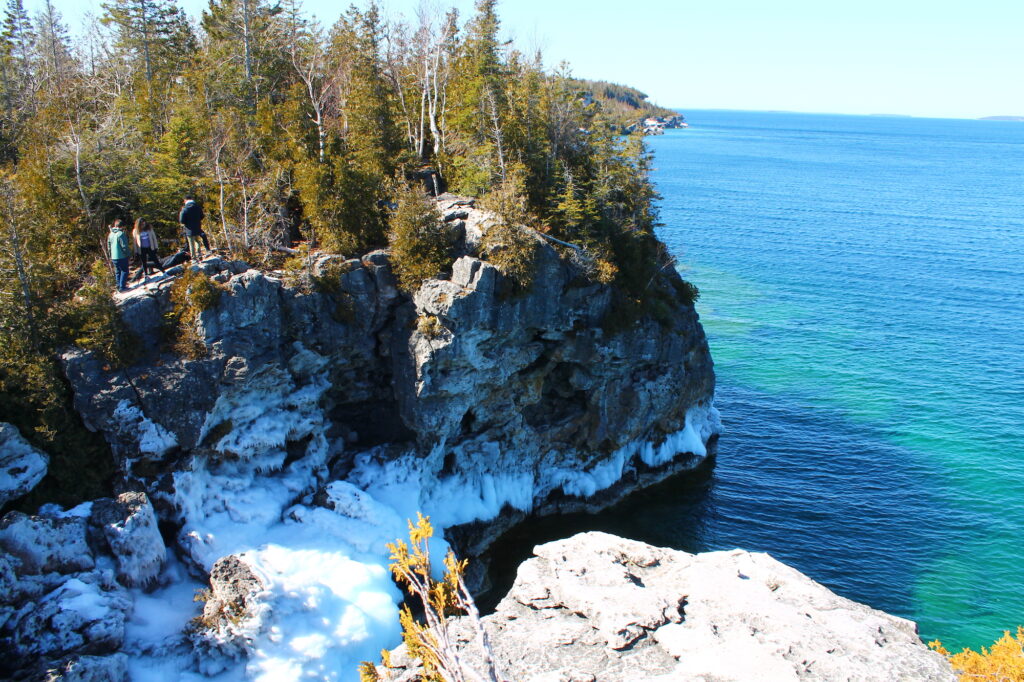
[0,422,49,506]
[50,208,718,680]
[191,554,265,665]
[0,511,95,575]
[5,573,132,661]
[377,532,956,682]
[44,653,130,682]
[91,492,166,588]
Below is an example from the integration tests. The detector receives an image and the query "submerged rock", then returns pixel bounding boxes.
[0,422,49,507]
[379,532,955,682]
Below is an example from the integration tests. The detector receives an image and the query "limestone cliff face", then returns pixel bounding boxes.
[62,197,718,557]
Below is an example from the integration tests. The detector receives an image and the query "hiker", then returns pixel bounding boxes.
[131,218,167,283]
[107,219,131,292]
[179,194,208,260]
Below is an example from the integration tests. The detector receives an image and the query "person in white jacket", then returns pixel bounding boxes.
[132,218,167,282]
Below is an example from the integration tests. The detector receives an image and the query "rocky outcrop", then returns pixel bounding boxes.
[91,492,166,588]
[190,554,266,664]
[11,197,716,678]
[0,422,49,507]
[0,493,165,680]
[626,114,688,135]
[377,532,955,682]
[60,197,716,558]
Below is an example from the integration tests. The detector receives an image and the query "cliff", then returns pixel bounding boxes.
[0,197,718,679]
[376,532,956,681]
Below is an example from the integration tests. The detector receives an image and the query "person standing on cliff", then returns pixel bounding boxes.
[131,218,167,283]
[107,219,131,292]
[179,194,208,260]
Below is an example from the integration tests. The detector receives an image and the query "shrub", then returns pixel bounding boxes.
[930,627,1024,681]
[165,268,224,360]
[672,277,700,306]
[282,245,315,292]
[360,514,504,682]
[416,314,444,339]
[388,182,451,293]
[480,173,538,292]
[70,260,140,368]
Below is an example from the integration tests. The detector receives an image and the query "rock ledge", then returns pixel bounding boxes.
[379,532,955,682]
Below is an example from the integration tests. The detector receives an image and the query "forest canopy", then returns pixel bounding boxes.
[0,0,681,506]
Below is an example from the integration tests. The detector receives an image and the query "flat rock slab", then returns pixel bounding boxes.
[380,532,955,682]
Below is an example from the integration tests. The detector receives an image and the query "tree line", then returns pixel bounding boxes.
[0,0,682,507]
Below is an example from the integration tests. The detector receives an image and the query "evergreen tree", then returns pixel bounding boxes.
[33,0,72,92]
[102,0,189,87]
[443,0,505,196]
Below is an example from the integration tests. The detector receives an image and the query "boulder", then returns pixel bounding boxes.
[190,553,266,666]
[0,422,49,506]
[91,492,166,588]
[4,574,132,661]
[43,653,129,682]
[379,533,955,682]
[0,511,95,575]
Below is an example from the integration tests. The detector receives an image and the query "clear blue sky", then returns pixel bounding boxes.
[37,0,1024,119]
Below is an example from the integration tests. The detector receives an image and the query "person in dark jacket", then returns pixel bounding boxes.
[107,219,131,292]
[179,194,209,260]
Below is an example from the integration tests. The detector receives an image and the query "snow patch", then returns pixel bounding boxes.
[0,422,49,505]
[122,352,720,681]
[113,400,178,458]
[58,577,113,621]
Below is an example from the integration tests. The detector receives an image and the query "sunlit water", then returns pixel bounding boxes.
[482,110,1024,651]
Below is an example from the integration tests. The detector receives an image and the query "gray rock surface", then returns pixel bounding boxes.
[91,492,166,588]
[190,554,266,663]
[4,571,132,662]
[43,653,130,682]
[0,504,137,678]
[379,533,955,682]
[60,201,716,557]
[0,422,49,507]
[0,511,95,575]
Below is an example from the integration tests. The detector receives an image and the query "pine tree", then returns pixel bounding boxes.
[444,0,506,196]
[33,0,72,93]
[101,0,187,87]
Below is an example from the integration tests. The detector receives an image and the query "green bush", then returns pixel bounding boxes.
[480,173,538,292]
[388,182,451,293]
[672,277,700,306]
[71,260,139,368]
[165,268,224,360]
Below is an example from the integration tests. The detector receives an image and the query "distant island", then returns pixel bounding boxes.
[979,115,1024,122]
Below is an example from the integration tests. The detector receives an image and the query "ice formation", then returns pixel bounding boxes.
[62,361,719,680]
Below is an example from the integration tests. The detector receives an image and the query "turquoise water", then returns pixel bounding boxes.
[481,110,1023,650]
[651,110,1024,650]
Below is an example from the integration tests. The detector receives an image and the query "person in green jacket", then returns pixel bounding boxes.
[108,219,131,292]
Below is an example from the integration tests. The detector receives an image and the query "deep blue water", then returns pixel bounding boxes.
[649,111,1024,650]
[483,111,1024,652]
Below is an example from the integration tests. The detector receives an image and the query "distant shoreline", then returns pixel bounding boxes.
[668,108,1024,123]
